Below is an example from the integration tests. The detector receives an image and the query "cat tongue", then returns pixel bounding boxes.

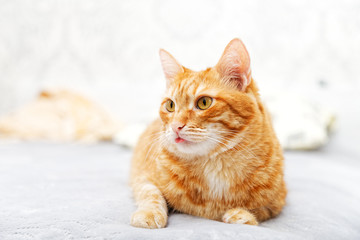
[175,137,185,143]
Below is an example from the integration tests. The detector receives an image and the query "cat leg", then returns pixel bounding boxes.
[222,208,259,225]
[130,180,168,229]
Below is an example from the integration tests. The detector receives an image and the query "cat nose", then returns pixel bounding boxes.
[171,122,186,133]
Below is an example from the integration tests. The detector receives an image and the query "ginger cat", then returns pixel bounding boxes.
[0,89,120,143]
[130,39,286,228]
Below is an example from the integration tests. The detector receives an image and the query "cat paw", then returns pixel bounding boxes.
[131,208,168,229]
[222,208,258,225]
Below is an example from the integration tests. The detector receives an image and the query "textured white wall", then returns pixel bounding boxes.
[0,0,359,123]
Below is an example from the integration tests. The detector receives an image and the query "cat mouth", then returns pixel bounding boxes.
[174,136,199,145]
[173,133,204,144]
[175,137,186,143]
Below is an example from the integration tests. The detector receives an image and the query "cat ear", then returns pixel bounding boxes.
[159,49,184,86]
[216,38,252,91]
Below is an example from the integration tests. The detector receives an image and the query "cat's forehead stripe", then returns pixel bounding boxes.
[167,81,219,104]
[169,77,194,98]
[179,77,195,95]
[195,84,206,96]
[195,84,219,97]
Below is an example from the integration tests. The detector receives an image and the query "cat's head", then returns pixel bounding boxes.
[159,39,258,157]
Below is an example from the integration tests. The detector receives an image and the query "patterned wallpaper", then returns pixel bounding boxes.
[0,0,359,123]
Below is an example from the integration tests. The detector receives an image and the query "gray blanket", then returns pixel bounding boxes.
[0,142,359,240]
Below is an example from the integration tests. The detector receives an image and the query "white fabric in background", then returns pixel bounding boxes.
[264,93,336,150]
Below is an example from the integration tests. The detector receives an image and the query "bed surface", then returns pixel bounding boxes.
[0,141,359,240]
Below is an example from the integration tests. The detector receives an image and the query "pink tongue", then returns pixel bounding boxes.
[175,137,185,143]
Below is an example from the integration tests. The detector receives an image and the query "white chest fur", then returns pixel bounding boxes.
[203,159,230,199]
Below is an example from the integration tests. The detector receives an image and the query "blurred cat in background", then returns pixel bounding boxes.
[0,89,120,143]
[130,39,287,228]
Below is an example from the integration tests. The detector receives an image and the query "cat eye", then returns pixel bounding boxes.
[197,96,213,110]
[165,99,175,112]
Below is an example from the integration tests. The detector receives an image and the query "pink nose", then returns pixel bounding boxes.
[171,122,186,134]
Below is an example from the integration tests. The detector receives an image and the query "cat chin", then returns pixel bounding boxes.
[165,139,217,157]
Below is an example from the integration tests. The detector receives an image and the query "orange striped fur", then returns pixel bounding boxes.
[130,39,286,228]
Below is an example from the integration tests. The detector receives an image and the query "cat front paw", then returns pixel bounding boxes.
[222,208,258,225]
[131,208,168,229]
